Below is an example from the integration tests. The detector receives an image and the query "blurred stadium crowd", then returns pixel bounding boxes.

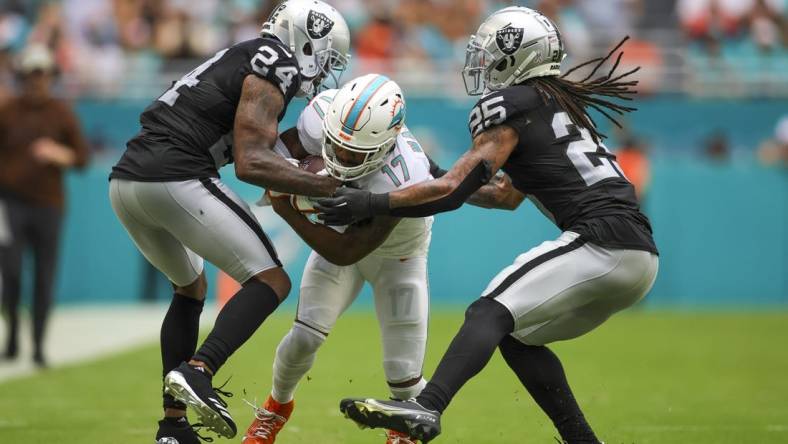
[0,0,785,99]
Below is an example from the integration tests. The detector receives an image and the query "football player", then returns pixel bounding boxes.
[320,7,660,444]
[241,74,522,444]
[107,1,350,442]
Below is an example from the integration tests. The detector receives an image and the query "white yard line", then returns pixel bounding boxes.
[0,304,214,383]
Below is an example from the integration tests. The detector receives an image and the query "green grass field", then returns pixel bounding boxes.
[1,311,787,443]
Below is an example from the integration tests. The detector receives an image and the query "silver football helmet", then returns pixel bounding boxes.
[261,0,351,97]
[462,6,565,95]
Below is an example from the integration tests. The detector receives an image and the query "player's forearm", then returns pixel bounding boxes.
[235,142,337,196]
[279,210,366,265]
[384,127,515,216]
[382,160,491,217]
[466,174,524,210]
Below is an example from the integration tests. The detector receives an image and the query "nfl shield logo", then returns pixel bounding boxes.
[307,10,334,39]
[495,25,524,55]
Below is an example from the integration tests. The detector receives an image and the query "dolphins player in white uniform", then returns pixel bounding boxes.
[242,74,522,444]
[242,74,431,444]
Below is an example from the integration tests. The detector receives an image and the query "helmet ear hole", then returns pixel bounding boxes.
[494,58,508,72]
[303,42,313,56]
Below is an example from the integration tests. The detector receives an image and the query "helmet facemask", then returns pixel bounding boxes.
[462,35,497,96]
[306,41,350,97]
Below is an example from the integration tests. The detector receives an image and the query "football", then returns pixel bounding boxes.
[299,155,325,174]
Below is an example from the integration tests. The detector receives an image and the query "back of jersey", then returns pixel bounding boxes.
[468,84,657,254]
[111,37,301,182]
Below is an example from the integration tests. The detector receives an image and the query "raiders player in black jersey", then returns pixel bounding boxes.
[108,1,350,442]
[324,7,659,444]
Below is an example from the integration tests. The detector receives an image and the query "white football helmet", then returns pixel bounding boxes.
[261,0,351,97]
[463,6,565,95]
[322,74,406,181]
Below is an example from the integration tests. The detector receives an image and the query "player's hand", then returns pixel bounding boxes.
[268,190,296,216]
[315,187,374,226]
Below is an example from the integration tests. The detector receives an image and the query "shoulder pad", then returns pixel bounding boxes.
[296,89,338,155]
[248,38,301,102]
[467,84,542,138]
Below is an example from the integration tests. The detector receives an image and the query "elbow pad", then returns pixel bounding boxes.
[389,160,492,217]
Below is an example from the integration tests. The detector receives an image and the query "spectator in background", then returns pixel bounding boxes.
[354,3,398,71]
[679,0,743,56]
[0,45,89,368]
[704,130,731,162]
[747,0,787,52]
[616,136,652,201]
[758,115,788,167]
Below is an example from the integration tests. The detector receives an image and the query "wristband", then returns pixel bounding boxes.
[370,192,391,216]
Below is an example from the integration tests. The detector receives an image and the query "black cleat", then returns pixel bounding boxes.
[164,362,236,438]
[340,398,441,443]
[155,416,212,444]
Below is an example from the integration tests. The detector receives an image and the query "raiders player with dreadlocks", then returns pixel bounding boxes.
[321,6,659,443]
[109,1,350,442]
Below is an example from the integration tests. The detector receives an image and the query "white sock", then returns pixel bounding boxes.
[271,325,325,403]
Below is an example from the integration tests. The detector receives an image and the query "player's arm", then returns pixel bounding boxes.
[278,126,311,160]
[270,194,400,266]
[316,125,519,224]
[233,75,339,196]
[427,154,524,211]
[466,172,525,210]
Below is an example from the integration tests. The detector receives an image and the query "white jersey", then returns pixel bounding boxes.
[297,89,434,259]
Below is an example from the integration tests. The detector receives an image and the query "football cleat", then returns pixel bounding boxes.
[164,362,237,438]
[340,398,441,443]
[155,416,211,444]
[242,395,294,443]
[387,429,419,444]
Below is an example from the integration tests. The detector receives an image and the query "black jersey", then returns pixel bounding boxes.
[468,84,658,254]
[111,37,301,181]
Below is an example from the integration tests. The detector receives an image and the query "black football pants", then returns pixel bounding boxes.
[0,195,62,357]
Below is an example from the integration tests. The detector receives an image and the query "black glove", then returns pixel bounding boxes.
[315,187,390,226]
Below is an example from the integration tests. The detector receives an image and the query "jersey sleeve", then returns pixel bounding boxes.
[296,89,337,156]
[467,85,542,138]
[246,38,302,104]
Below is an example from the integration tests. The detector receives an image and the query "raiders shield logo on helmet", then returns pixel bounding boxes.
[496,25,524,55]
[307,10,334,39]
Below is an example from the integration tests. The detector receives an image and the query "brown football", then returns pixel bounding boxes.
[299,155,325,174]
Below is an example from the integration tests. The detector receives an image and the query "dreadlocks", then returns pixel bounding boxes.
[528,37,640,144]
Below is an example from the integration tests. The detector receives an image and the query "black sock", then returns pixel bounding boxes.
[193,280,280,373]
[499,336,599,444]
[162,416,188,424]
[161,293,204,409]
[417,298,514,413]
